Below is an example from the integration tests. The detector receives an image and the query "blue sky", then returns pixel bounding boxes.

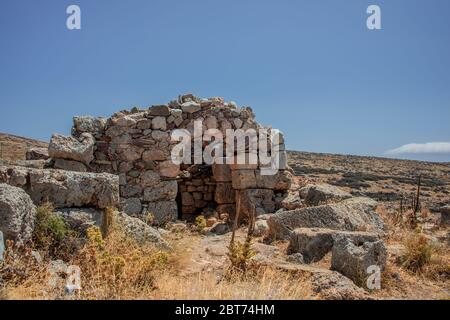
[1,0,449,162]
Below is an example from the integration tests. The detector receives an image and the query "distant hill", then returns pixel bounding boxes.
[287,150,450,211]
[0,132,48,162]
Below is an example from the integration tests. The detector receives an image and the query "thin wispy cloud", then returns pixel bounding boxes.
[386,142,450,155]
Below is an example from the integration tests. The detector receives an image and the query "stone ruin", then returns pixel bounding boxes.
[1,94,394,293]
[46,94,293,225]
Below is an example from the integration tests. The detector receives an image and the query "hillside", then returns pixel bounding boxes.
[287,151,450,212]
[0,133,48,162]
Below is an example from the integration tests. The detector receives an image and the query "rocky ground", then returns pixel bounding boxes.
[0,132,449,300]
[288,151,450,213]
[0,133,48,163]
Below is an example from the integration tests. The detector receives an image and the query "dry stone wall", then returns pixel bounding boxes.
[48,94,293,225]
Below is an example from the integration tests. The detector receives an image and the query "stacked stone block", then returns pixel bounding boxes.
[47,94,292,225]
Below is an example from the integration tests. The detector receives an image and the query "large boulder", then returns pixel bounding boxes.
[310,271,371,300]
[331,237,387,288]
[73,116,106,134]
[0,166,119,209]
[0,183,36,243]
[299,183,352,206]
[27,169,119,209]
[276,189,303,211]
[48,133,95,165]
[54,208,104,234]
[53,159,87,172]
[115,212,170,249]
[287,228,380,263]
[267,197,384,240]
[26,147,49,161]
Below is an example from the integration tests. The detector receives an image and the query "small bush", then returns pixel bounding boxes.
[71,220,170,299]
[32,203,80,259]
[402,231,437,272]
[227,235,256,273]
[145,212,154,225]
[195,215,207,233]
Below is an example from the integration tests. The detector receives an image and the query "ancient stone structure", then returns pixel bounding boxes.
[47,94,293,225]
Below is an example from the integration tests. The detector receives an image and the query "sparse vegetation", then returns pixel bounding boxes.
[32,203,80,259]
[401,231,437,272]
[194,215,207,233]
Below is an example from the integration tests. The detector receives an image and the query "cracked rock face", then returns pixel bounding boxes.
[331,237,387,288]
[0,183,36,243]
[299,183,352,206]
[48,133,95,165]
[267,197,385,240]
[0,166,119,210]
[287,228,380,264]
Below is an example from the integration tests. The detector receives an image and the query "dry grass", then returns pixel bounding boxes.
[1,212,312,300]
[151,267,312,300]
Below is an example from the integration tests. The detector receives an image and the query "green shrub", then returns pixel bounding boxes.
[195,215,207,233]
[32,203,79,259]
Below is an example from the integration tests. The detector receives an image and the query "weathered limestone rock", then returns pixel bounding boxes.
[157,160,180,178]
[331,237,387,288]
[181,101,201,113]
[310,271,371,300]
[267,197,384,240]
[54,208,103,234]
[143,180,177,202]
[214,183,235,204]
[277,190,303,210]
[48,133,95,165]
[73,116,106,133]
[122,198,142,215]
[231,169,292,190]
[299,184,352,206]
[115,212,170,249]
[0,166,28,187]
[54,158,87,172]
[253,219,269,237]
[146,201,177,226]
[152,116,167,130]
[0,183,36,243]
[288,228,380,263]
[148,104,170,116]
[15,168,120,209]
[26,147,49,160]
[237,189,275,218]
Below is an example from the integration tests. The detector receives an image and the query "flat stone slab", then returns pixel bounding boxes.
[267,197,385,240]
[288,228,379,263]
[0,166,119,209]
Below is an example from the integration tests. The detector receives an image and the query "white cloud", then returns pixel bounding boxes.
[386,142,450,155]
